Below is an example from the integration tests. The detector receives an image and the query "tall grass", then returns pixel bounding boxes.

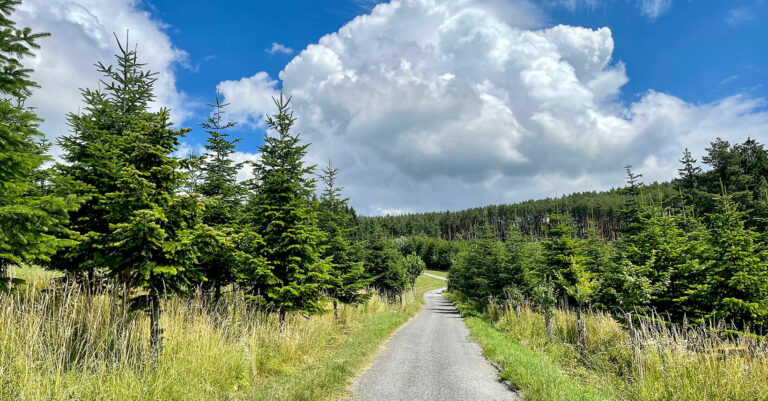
[477,298,768,401]
[1,269,444,400]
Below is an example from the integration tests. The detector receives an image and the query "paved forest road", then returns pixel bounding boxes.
[351,286,518,401]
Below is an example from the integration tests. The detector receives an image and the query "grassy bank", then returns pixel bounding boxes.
[424,269,447,278]
[0,268,445,401]
[448,292,768,401]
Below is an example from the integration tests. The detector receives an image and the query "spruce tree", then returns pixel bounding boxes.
[189,94,244,299]
[54,35,158,284]
[0,0,79,291]
[246,94,330,318]
[702,193,768,327]
[678,148,701,191]
[364,224,408,301]
[317,160,370,312]
[196,93,243,226]
[541,214,583,305]
[57,36,196,347]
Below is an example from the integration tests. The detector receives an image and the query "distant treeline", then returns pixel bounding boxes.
[364,138,768,243]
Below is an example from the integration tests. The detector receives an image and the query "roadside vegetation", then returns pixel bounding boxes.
[1,268,444,400]
[437,141,768,400]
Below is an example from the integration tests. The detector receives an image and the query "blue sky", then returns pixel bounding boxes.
[19,0,768,214]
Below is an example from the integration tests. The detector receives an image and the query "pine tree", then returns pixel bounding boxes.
[57,36,197,347]
[246,94,330,318]
[364,224,408,301]
[702,192,768,327]
[448,225,506,301]
[188,94,245,299]
[317,160,370,312]
[54,35,159,284]
[541,214,583,305]
[678,148,701,190]
[0,0,79,291]
[196,93,243,226]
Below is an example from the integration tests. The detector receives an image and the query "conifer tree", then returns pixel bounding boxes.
[541,214,583,305]
[188,94,245,299]
[58,36,197,347]
[196,93,243,226]
[0,0,79,291]
[246,94,330,318]
[317,161,370,312]
[364,224,408,301]
[678,148,701,191]
[702,193,768,327]
[448,225,506,301]
[54,35,159,284]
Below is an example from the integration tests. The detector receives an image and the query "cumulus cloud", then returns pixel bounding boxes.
[218,0,767,214]
[16,0,191,156]
[266,42,294,55]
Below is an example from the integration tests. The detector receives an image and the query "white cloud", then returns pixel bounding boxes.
[725,7,757,27]
[217,72,280,126]
[266,42,294,55]
[638,0,672,19]
[218,0,767,215]
[16,0,191,157]
[549,0,673,19]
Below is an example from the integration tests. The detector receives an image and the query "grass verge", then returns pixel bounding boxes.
[423,269,447,278]
[448,292,768,401]
[462,316,617,401]
[0,270,445,401]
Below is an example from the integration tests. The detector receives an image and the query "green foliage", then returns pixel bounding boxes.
[194,93,244,226]
[184,94,247,298]
[53,35,161,283]
[244,94,330,315]
[316,160,370,307]
[395,234,465,270]
[402,253,426,290]
[699,193,768,326]
[364,225,407,299]
[0,1,79,291]
[449,140,768,331]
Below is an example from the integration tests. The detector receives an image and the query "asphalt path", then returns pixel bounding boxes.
[351,286,518,401]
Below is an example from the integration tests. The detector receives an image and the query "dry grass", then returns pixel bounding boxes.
[488,302,768,401]
[0,268,444,400]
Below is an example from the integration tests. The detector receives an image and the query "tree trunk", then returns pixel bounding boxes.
[214,282,222,303]
[333,300,338,320]
[545,308,553,340]
[577,308,587,352]
[278,309,287,331]
[0,259,10,293]
[149,294,163,350]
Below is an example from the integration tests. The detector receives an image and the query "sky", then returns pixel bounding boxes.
[15,0,768,215]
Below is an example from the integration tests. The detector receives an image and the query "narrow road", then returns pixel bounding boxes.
[352,285,517,401]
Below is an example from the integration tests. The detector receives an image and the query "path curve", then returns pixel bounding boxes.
[351,287,517,401]
[422,272,448,281]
